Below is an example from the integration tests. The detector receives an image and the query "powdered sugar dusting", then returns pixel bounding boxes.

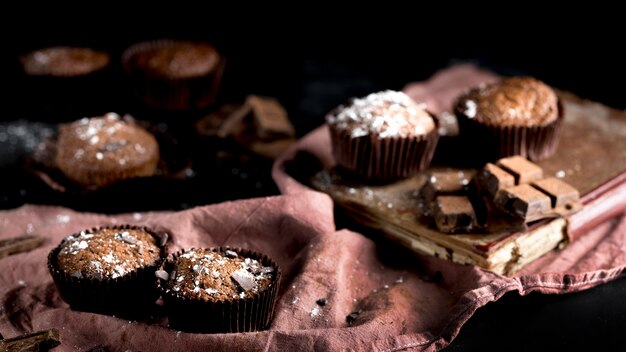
[326,90,435,138]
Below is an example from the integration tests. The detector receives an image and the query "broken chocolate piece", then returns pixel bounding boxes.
[0,328,61,351]
[496,155,543,185]
[195,104,242,137]
[217,103,252,138]
[421,171,471,203]
[316,298,327,306]
[247,95,295,140]
[231,269,256,291]
[0,235,46,259]
[532,177,580,208]
[494,184,551,222]
[477,163,515,197]
[433,195,476,233]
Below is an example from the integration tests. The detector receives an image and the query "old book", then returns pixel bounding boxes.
[311,93,626,275]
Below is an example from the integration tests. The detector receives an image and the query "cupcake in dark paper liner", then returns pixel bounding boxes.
[48,225,167,315]
[20,46,112,118]
[55,113,160,189]
[156,247,281,333]
[454,76,563,162]
[326,90,439,180]
[122,40,224,110]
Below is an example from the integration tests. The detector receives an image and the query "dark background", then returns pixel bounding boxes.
[1,18,624,350]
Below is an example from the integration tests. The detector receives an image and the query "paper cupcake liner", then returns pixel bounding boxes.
[456,100,563,162]
[122,40,225,111]
[47,225,168,316]
[56,151,160,190]
[329,118,440,180]
[157,247,281,333]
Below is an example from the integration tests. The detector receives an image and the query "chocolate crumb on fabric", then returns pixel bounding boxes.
[346,311,362,325]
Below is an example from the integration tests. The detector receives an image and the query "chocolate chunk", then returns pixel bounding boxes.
[496,156,543,185]
[159,233,169,247]
[433,195,476,232]
[478,163,515,197]
[248,95,295,140]
[0,328,61,351]
[494,184,551,221]
[0,235,46,259]
[532,177,580,208]
[155,270,169,281]
[316,298,327,306]
[231,269,256,291]
[224,249,238,258]
[421,171,471,202]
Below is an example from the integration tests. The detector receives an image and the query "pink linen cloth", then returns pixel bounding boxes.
[0,65,624,351]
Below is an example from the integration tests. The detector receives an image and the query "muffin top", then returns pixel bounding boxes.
[21,47,110,76]
[130,41,220,78]
[55,113,159,179]
[157,248,275,302]
[326,90,435,138]
[56,227,162,280]
[455,77,559,127]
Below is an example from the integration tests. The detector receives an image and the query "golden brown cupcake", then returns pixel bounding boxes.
[122,40,224,110]
[326,90,439,180]
[55,113,159,188]
[454,77,562,161]
[48,225,167,314]
[157,247,280,333]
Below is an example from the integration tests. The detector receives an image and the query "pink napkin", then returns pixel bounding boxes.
[1,65,624,352]
[270,64,626,350]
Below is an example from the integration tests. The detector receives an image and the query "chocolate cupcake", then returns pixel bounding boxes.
[20,47,112,118]
[122,40,224,110]
[48,225,167,315]
[326,90,439,180]
[454,76,563,161]
[21,47,110,77]
[156,247,280,333]
[55,113,160,188]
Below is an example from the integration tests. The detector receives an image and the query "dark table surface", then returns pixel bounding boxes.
[1,23,625,350]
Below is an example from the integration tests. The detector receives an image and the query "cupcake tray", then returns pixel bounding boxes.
[310,92,626,275]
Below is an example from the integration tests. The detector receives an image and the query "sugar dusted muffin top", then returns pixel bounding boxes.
[157,248,275,302]
[56,227,162,280]
[455,77,559,127]
[55,113,159,187]
[21,47,110,77]
[326,90,435,138]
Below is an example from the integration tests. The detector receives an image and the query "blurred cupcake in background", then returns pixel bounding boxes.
[122,40,224,111]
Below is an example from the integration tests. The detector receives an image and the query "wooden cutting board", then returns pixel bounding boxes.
[311,92,626,275]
